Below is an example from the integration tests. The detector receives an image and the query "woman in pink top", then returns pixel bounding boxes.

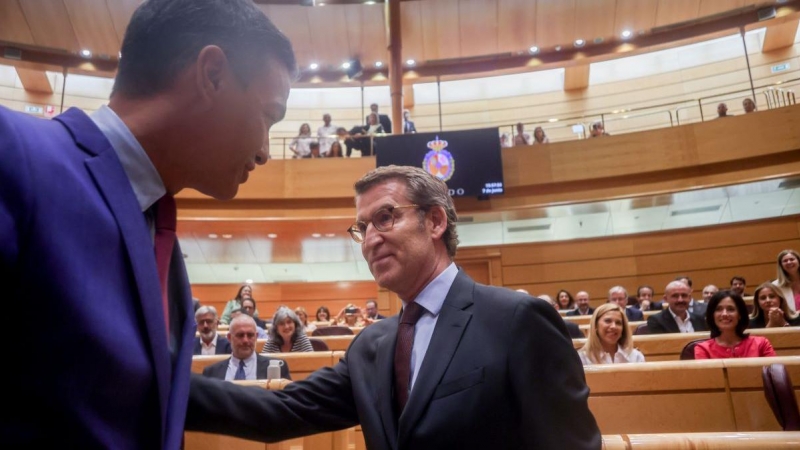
[695,291,776,359]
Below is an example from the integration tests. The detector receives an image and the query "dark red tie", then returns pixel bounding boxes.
[154,194,176,335]
[394,301,425,414]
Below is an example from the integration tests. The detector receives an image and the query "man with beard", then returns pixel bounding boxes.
[647,281,708,334]
[193,306,232,355]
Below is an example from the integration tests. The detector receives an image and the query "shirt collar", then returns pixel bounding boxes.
[201,333,219,347]
[90,105,166,212]
[230,351,257,367]
[401,263,459,316]
[668,307,690,324]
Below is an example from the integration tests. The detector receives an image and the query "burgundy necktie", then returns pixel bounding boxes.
[394,301,425,414]
[154,194,176,335]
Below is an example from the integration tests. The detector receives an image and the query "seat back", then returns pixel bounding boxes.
[762,363,800,431]
[679,338,708,360]
[633,323,649,335]
[309,337,330,351]
[312,326,354,336]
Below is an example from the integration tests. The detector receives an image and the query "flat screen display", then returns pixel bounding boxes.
[375,128,504,198]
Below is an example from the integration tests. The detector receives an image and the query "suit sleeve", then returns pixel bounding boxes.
[508,298,601,449]
[0,111,33,278]
[186,353,359,442]
[647,314,667,334]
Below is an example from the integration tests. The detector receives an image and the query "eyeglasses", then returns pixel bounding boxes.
[347,204,420,243]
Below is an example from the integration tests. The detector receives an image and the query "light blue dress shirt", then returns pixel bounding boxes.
[225,352,258,381]
[401,262,459,391]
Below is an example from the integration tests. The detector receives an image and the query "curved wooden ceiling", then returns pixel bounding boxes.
[0,0,784,73]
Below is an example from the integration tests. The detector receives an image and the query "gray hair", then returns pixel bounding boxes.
[354,165,459,258]
[194,305,218,321]
[608,286,628,298]
[268,306,306,346]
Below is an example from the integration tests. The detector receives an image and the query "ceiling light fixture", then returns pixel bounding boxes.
[375,61,383,68]
[342,62,351,69]
[208,233,218,239]
[80,49,92,58]
[312,233,322,238]
[529,46,539,54]
[621,30,633,39]
[406,59,415,66]
[309,62,319,70]
[267,233,277,239]
[574,39,585,48]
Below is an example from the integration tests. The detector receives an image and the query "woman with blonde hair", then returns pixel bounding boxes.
[294,306,316,334]
[750,282,800,328]
[773,249,800,312]
[579,303,644,365]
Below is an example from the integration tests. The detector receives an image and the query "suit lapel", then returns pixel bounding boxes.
[256,356,268,379]
[398,271,474,446]
[56,108,172,434]
[374,318,400,450]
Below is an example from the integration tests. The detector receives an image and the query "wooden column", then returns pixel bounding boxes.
[387,0,403,134]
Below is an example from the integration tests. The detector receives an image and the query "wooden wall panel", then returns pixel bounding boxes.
[574,0,617,43]
[19,0,80,50]
[536,0,576,49]
[64,0,120,57]
[698,0,746,18]
[459,0,498,57]
[420,0,461,61]
[307,6,350,67]
[105,0,141,43]
[655,0,701,27]
[496,0,537,54]
[763,19,800,53]
[400,1,424,65]
[614,0,659,34]
[0,0,35,44]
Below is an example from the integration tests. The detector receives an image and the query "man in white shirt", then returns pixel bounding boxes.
[646,281,708,334]
[201,315,290,381]
[317,113,337,156]
[193,306,232,355]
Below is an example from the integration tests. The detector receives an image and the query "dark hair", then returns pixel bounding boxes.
[675,275,693,288]
[328,141,343,157]
[310,142,320,149]
[730,276,746,285]
[268,307,305,346]
[637,285,653,297]
[234,284,251,302]
[113,0,297,98]
[316,306,331,321]
[705,290,749,339]
[556,289,575,309]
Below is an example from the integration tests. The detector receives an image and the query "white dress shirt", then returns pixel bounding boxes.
[668,307,695,333]
[200,333,219,356]
[317,124,338,155]
[579,346,645,365]
[225,351,258,381]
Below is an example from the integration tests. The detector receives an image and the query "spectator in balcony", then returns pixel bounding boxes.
[532,126,549,144]
[608,286,643,322]
[402,109,417,134]
[749,282,800,328]
[716,103,733,118]
[289,123,314,158]
[556,289,575,311]
[304,142,322,158]
[774,249,800,312]
[579,303,645,365]
[567,291,594,316]
[695,291,776,359]
[635,285,661,311]
[261,307,314,353]
[742,98,757,114]
[365,113,384,135]
[514,123,532,146]
[318,113,337,156]
[590,121,610,137]
[500,132,513,148]
[365,103,392,133]
[730,276,747,297]
[294,307,316,334]
[346,125,372,157]
[647,280,707,334]
[327,141,344,158]
[702,285,719,302]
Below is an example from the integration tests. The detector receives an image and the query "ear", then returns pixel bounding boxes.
[428,205,448,240]
[194,45,231,107]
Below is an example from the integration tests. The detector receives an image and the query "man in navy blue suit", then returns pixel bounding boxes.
[608,286,644,322]
[194,306,233,356]
[0,1,295,448]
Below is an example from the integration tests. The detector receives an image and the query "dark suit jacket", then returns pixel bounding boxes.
[0,107,194,449]
[567,307,595,316]
[402,120,416,134]
[647,309,708,334]
[202,355,291,380]
[690,300,707,317]
[625,307,644,322]
[187,271,600,449]
[564,320,586,339]
[367,113,392,134]
[193,335,233,355]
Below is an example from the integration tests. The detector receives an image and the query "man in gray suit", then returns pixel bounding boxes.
[187,166,600,449]
[202,315,290,381]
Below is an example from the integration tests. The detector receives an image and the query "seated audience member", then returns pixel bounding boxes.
[635,285,662,311]
[590,121,610,137]
[513,122,532,146]
[327,141,344,158]
[202,315,291,381]
[402,109,417,134]
[336,303,370,327]
[675,275,707,316]
[730,276,747,297]
[647,280,708,334]
[695,291,776,359]
[702,284,719,302]
[262,307,314,353]
[193,306,232,355]
[532,126,549,144]
[538,294,585,339]
[294,307,316,334]
[365,299,386,320]
[742,98,756,114]
[220,284,255,325]
[289,123,314,158]
[579,303,645,365]
[240,298,268,329]
[774,249,800,312]
[567,291,594,316]
[499,133,513,148]
[304,142,322,158]
[716,102,732,118]
[315,305,332,324]
[749,282,800,328]
[230,307,267,339]
[556,289,575,311]
[607,286,643,321]
[318,113,337,156]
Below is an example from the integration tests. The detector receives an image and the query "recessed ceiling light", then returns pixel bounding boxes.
[325,233,336,237]
[245,279,253,284]
[365,1,375,4]
[406,59,415,66]
[593,37,604,44]
[80,49,92,58]
[548,118,559,123]
[554,45,562,52]
[621,30,633,39]
[267,233,277,239]
[208,233,218,239]
[222,234,233,239]
[312,233,322,238]
[574,39,585,47]
[375,61,383,68]
[342,62,351,69]
[309,63,319,70]
[529,46,539,54]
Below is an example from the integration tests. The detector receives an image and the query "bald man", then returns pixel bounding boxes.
[646,281,708,334]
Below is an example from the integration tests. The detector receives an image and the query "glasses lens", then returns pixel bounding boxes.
[348,225,364,243]
[373,209,394,232]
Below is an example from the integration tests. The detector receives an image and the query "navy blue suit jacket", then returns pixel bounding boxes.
[625,307,644,322]
[194,335,233,355]
[0,107,195,449]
